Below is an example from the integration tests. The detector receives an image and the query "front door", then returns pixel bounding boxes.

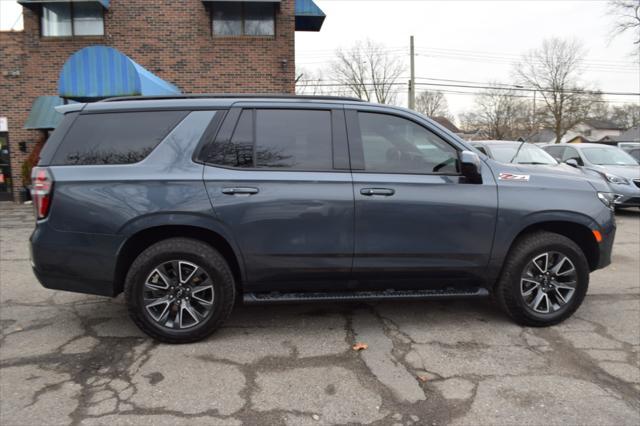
[346,107,498,290]
[0,133,13,201]
[202,105,354,292]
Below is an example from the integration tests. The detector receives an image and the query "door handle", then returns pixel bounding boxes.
[222,187,259,195]
[360,188,395,196]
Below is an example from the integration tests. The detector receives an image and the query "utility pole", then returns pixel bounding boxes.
[408,35,415,110]
[531,90,537,131]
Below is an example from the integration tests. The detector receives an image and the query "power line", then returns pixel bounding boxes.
[296,80,640,97]
[297,45,638,68]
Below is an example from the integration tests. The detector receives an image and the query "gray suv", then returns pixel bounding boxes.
[543,143,640,208]
[30,95,616,343]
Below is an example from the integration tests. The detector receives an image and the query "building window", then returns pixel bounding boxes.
[212,2,275,36]
[41,2,104,37]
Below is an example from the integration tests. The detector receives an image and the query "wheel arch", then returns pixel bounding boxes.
[503,220,600,274]
[486,208,605,290]
[114,222,245,297]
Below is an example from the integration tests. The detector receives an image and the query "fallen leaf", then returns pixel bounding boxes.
[352,342,368,351]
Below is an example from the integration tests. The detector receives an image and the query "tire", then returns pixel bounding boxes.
[493,231,589,327]
[125,238,236,343]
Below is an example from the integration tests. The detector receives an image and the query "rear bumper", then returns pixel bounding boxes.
[30,221,123,297]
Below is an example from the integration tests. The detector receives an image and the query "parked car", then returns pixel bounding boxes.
[31,95,616,343]
[470,140,559,165]
[542,143,640,209]
[618,142,640,162]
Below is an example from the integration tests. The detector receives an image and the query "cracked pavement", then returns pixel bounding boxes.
[1,203,638,425]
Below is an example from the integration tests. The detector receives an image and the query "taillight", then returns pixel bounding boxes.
[31,167,53,220]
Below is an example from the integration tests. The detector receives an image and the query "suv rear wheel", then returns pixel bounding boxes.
[494,231,589,327]
[125,238,235,343]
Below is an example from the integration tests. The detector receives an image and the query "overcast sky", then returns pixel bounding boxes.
[297,0,639,117]
[2,0,638,119]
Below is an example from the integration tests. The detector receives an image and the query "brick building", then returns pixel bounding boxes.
[0,0,325,202]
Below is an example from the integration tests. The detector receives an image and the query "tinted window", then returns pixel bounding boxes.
[256,110,332,169]
[544,146,565,161]
[52,111,188,165]
[561,147,583,165]
[358,112,458,174]
[207,109,333,170]
[207,110,254,167]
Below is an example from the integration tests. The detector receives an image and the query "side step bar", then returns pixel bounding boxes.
[243,288,490,305]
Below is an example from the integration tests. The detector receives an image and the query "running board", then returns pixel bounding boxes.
[243,288,489,304]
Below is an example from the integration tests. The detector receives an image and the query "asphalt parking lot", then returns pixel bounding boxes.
[0,202,638,426]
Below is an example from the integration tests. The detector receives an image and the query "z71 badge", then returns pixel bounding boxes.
[498,172,530,181]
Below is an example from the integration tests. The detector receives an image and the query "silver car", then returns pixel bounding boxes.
[543,143,640,208]
[471,140,559,165]
[618,142,640,162]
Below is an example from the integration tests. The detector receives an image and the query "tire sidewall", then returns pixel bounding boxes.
[126,243,233,341]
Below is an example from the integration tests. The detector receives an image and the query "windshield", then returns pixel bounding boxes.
[582,147,639,166]
[489,143,558,165]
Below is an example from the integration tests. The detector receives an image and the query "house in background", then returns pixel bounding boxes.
[527,120,627,145]
[563,119,625,143]
[525,128,556,144]
[431,116,461,134]
[613,126,640,144]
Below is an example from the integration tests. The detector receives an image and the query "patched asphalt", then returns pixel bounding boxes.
[1,203,638,425]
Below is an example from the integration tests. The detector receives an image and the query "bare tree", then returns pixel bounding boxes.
[330,40,404,104]
[610,103,640,128]
[515,38,601,143]
[415,90,451,118]
[475,89,516,139]
[296,68,330,96]
[459,86,530,140]
[608,0,640,46]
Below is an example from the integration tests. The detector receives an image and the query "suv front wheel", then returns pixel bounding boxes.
[494,231,590,327]
[125,238,235,343]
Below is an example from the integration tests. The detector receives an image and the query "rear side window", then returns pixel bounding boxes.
[207,109,333,170]
[51,111,188,165]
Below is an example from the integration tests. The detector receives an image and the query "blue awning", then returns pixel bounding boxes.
[58,46,181,101]
[18,0,110,11]
[24,96,68,130]
[295,0,325,32]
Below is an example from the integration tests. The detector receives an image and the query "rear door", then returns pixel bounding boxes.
[346,106,498,290]
[202,103,354,292]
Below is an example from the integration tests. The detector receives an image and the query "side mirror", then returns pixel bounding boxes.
[459,150,482,184]
[564,158,579,168]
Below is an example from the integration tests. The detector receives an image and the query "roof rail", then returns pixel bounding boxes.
[101,94,365,103]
